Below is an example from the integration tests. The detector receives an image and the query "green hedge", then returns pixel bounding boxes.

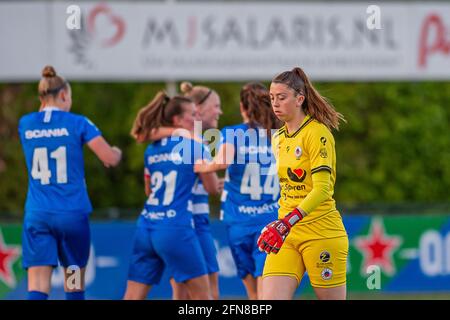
[1,81,449,219]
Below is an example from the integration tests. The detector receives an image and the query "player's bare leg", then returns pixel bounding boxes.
[313,284,346,300]
[261,275,298,300]
[256,276,264,300]
[28,266,52,294]
[63,267,86,292]
[123,280,151,300]
[208,272,219,300]
[242,274,257,300]
[184,274,212,300]
[170,278,190,300]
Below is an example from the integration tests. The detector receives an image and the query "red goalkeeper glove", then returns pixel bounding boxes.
[257,208,305,254]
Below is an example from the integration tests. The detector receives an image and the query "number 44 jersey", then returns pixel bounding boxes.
[220,123,280,226]
[18,107,102,214]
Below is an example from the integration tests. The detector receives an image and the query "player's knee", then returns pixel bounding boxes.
[123,290,146,300]
[190,290,212,300]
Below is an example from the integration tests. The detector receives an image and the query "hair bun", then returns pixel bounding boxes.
[180,81,193,94]
[42,65,57,78]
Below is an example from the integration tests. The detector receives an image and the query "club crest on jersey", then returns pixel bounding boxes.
[294,146,302,159]
[321,268,333,280]
[287,167,307,183]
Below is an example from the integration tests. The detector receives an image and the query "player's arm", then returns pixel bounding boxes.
[257,172,331,255]
[144,168,151,197]
[87,136,122,168]
[147,127,177,141]
[142,127,202,143]
[194,143,234,173]
[198,172,221,195]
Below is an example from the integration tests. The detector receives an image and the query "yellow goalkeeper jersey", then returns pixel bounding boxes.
[272,115,338,224]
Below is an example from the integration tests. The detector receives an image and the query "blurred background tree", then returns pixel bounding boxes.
[1,81,449,220]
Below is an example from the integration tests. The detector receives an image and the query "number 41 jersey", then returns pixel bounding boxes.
[18,107,102,214]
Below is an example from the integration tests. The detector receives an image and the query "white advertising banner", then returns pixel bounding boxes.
[0,1,449,81]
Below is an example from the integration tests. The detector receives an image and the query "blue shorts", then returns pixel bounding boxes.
[227,223,268,279]
[194,214,219,274]
[22,211,90,269]
[128,226,208,285]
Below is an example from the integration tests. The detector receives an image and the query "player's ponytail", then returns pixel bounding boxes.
[131,91,192,141]
[180,81,214,106]
[273,67,345,131]
[38,65,69,99]
[240,82,281,139]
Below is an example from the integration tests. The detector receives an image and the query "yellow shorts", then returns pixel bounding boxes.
[262,211,348,288]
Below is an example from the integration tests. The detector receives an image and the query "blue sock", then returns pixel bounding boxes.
[27,291,49,300]
[65,291,85,300]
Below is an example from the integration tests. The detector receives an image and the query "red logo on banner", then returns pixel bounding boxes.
[418,14,450,68]
[87,3,126,47]
[0,229,21,288]
[354,218,402,276]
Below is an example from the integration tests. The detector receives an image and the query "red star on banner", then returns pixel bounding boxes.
[354,218,402,276]
[0,229,21,288]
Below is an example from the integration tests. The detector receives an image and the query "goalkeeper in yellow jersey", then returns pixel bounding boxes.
[257,67,348,300]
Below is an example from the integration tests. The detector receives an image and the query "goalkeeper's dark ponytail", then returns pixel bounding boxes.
[272,67,346,131]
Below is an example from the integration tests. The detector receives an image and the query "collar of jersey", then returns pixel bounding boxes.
[283,115,313,138]
[40,106,62,112]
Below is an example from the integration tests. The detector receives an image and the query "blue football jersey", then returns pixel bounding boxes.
[219,123,279,225]
[190,142,212,229]
[18,107,101,214]
[138,137,208,229]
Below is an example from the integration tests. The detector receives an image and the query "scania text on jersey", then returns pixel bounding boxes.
[25,128,70,139]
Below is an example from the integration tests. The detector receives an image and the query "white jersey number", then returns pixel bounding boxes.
[240,163,279,201]
[31,146,67,185]
[147,171,177,206]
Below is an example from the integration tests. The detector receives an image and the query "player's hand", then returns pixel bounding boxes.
[257,220,291,254]
[112,146,122,156]
[103,146,122,168]
[257,208,304,254]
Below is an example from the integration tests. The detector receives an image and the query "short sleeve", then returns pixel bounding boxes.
[79,116,102,145]
[306,125,334,175]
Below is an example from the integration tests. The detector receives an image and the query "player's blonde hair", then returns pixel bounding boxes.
[180,82,215,106]
[131,91,192,141]
[38,65,69,99]
[272,67,346,130]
